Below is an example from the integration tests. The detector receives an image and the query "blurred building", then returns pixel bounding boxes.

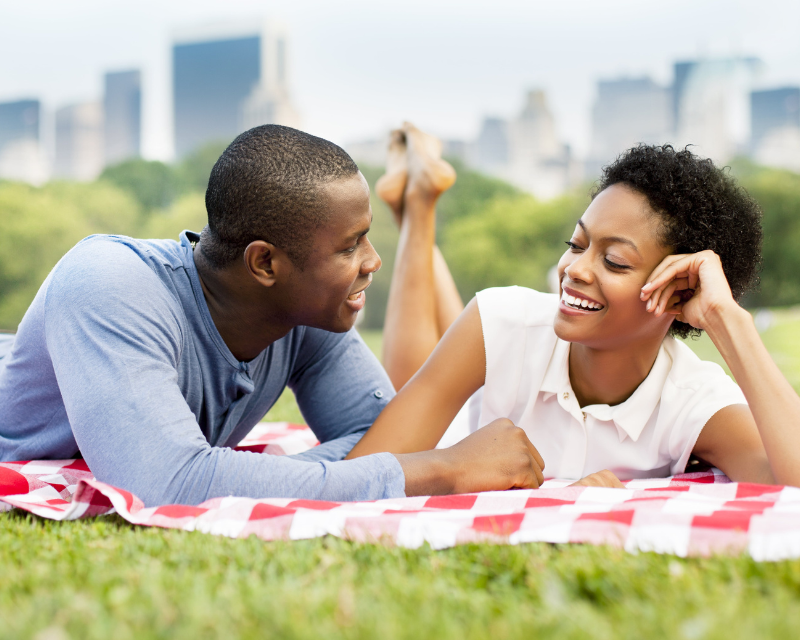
[588,77,673,175]
[172,20,299,158]
[0,99,49,184]
[474,117,509,172]
[104,69,141,166]
[473,91,578,200]
[54,102,104,181]
[673,57,763,163]
[750,87,800,172]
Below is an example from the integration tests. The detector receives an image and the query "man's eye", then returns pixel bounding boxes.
[565,241,584,251]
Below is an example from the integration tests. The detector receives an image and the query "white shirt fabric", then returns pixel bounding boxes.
[440,286,747,480]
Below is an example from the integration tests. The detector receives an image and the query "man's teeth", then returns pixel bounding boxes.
[348,291,362,301]
[561,291,603,310]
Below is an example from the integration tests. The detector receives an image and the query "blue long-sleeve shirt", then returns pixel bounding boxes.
[0,232,405,506]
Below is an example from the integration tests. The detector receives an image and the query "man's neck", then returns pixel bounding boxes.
[568,338,663,408]
[194,249,293,362]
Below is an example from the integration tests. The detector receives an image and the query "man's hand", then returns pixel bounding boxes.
[568,470,624,488]
[397,418,546,496]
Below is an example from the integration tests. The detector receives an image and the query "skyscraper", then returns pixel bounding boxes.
[673,57,762,163]
[54,102,104,181]
[750,87,800,172]
[751,87,800,149]
[589,77,673,173]
[104,69,141,166]
[172,21,298,158]
[0,99,49,184]
[475,117,509,171]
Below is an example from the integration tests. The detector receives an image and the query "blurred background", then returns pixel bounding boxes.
[1,0,799,339]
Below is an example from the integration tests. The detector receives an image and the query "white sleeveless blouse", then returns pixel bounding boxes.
[440,286,747,480]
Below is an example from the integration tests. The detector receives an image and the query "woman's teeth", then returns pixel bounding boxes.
[561,291,603,310]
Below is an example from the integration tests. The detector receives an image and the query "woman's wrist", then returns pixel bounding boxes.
[701,300,752,345]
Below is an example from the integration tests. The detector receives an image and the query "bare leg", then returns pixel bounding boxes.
[379,123,461,389]
[433,245,464,336]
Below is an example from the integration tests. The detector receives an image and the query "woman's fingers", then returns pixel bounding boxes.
[642,255,696,299]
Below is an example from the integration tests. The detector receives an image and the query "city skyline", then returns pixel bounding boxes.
[2,0,799,162]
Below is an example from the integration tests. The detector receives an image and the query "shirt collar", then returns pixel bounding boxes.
[539,338,673,443]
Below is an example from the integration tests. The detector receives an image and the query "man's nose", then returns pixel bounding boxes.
[362,237,381,274]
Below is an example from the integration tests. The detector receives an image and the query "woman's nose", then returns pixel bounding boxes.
[565,252,593,284]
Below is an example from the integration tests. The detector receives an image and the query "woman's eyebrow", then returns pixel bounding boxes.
[577,219,640,255]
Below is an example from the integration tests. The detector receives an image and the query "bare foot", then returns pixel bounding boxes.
[375,129,408,226]
[403,122,456,203]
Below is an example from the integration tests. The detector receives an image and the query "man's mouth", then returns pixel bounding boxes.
[560,290,604,311]
[347,291,364,302]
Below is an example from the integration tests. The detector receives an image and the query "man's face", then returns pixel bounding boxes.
[278,172,381,333]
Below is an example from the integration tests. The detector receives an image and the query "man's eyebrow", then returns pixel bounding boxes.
[577,219,640,255]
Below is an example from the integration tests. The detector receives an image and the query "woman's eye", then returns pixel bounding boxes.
[565,241,583,251]
[604,258,631,270]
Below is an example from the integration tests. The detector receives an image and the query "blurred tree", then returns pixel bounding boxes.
[734,165,800,308]
[436,158,520,226]
[100,159,177,212]
[0,181,139,330]
[174,141,231,195]
[441,191,589,302]
[140,193,208,240]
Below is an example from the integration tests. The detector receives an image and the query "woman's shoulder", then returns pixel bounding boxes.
[476,286,559,328]
[661,336,744,397]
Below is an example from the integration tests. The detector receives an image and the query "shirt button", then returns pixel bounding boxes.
[373,390,384,399]
[563,392,569,400]
[582,412,586,421]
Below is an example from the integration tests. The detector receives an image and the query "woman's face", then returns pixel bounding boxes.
[554,183,675,350]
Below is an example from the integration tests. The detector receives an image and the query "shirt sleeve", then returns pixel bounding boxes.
[287,327,396,461]
[666,345,749,475]
[44,240,405,506]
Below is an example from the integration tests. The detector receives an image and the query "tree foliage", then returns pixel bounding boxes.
[1,156,799,332]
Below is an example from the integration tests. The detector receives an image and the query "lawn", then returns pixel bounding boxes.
[3,316,800,639]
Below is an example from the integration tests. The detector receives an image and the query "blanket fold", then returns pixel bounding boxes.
[2,422,798,561]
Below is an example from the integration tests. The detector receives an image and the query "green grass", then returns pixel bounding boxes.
[5,318,800,638]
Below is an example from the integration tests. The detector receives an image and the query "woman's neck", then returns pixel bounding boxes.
[568,338,664,408]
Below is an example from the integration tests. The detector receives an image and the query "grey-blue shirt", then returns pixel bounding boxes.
[0,232,405,506]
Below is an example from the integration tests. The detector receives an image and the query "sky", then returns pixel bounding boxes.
[1,0,798,160]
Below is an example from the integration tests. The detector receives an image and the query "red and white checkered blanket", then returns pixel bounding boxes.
[2,422,799,561]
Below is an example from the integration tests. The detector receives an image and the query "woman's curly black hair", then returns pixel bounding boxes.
[592,144,763,339]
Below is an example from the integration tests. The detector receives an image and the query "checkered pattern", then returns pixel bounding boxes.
[2,422,799,561]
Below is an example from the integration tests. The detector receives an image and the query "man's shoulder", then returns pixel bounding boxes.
[44,235,192,322]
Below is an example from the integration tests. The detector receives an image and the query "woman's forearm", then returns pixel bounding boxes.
[704,303,800,485]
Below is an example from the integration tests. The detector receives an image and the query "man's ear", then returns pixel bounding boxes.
[243,240,292,287]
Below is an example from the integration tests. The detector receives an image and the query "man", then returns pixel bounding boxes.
[0,125,543,506]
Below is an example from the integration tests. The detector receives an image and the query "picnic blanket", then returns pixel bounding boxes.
[2,422,800,561]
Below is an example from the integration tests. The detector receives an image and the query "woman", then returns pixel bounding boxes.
[347,123,800,489]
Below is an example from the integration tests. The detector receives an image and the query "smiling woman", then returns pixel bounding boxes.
[348,138,800,490]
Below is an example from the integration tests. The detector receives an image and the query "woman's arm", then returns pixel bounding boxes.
[642,250,800,486]
[347,298,486,458]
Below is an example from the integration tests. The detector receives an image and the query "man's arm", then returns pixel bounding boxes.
[287,326,395,462]
[44,241,405,506]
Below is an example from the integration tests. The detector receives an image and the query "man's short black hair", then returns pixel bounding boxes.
[201,124,360,269]
[593,144,763,339]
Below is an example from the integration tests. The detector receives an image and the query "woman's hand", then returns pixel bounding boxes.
[568,470,624,488]
[640,250,739,331]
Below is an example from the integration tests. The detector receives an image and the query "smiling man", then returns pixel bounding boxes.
[0,125,543,506]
